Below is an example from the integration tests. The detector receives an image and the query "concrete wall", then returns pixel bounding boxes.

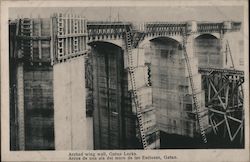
[23,65,54,150]
[91,42,139,149]
[11,63,54,150]
[17,63,25,150]
[149,38,189,136]
[129,48,158,148]
[9,18,54,150]
[147,36,209,138]
[194,34,222,68]
[54,56,93,150]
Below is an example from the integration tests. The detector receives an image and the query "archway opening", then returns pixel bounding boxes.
[194,34,221,68]
[89,41,140,149]
[149,37,198,143]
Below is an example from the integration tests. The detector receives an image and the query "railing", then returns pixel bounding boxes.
[197,23,222,33]
[144,22,187,35]
[87,21,131,37]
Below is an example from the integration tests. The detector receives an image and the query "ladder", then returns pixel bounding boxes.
[20,18,33,61]
[125,29,149,149]
[57,13,64,59]
[182,34,208,144]
[73,17,79,53]
[14,19,20,58]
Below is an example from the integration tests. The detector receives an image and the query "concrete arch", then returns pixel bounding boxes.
[194,33,222,68]
[138,35,182,48]
[88,39,123,49]
[194,33,220,40]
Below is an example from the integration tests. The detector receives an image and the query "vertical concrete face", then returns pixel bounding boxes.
[17,63,25,150]
[186,35,202,92]
[187,21,197,33]
[10,18,55,150]
[194,34,221,68]
[86,117,94,149]
[186,35,210,134]
[129,48,159,149]
[13,63,54,151]
[24,66,54,150]
[150,37,192,136]
[146,36,209,140]
[54,56,91,150]
[91,42,139,149]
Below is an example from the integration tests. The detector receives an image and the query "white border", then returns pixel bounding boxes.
[1,1,249,162]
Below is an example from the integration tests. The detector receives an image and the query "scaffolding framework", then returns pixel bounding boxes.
[200,67,244,143]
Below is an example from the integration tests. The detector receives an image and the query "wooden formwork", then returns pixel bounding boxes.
[200,68,244,144]
[13,13,88,64]
[52,13,88,64]
[9,13,89,150]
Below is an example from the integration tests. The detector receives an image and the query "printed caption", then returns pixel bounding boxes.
[68,152,177,161]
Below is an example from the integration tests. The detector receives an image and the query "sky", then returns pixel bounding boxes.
[9,6,243,23]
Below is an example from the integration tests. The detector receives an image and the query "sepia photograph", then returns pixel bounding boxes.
[1,0,249,161]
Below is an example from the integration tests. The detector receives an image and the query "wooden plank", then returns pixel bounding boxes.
[69,14,72,35]
[225,84,229,107]
[207,77,211,102]
[208,81,229,105]
[16,35,51,41]
[65,15,68,55]
[14,20,20,58]
[209,78,227,109]
[232,122,243,141]
[50,16,56,65]
[38,18,42,60]
[224,115,233,141]
[30,19,33,62]
[79,17,82,34]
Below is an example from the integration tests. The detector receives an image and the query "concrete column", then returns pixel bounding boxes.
[54,56,93,150]
[223,21,232,31]
[128,46,159,149]
[187,21,197,34]
[185,33,201,92]
[17,63,25,150]
[186,21,199,75]
[185,29,209,133]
